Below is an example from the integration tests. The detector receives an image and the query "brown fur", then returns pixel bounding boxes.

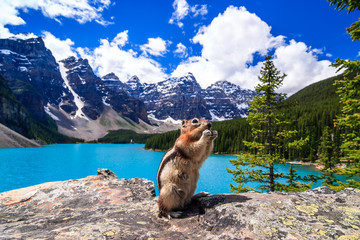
[156,118,217,217]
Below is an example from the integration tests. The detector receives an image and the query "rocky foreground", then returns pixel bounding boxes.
[0,169,359,240]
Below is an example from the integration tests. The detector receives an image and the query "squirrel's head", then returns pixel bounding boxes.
[181,118,212,140]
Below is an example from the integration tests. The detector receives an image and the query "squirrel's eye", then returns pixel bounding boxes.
[192,118,199,124]
[182,120,186,127]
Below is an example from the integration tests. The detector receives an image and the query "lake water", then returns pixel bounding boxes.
[0,144,352,194]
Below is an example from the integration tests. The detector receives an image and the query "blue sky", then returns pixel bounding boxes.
[1,0,359,94]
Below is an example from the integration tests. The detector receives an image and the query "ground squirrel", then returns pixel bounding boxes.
[157,118,218,218]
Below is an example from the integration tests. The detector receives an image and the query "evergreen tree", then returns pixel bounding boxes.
[227,55,307,192]
[328,0,360,177]
[319,126,337,170]
[319,126,338,186]
[282,164,313,192]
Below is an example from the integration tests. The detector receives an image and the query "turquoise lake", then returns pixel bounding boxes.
[0,144,353,194]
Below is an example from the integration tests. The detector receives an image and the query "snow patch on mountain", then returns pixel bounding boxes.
[44,104,60,121]
[106,71,256,121]
[59,62,88,120]
[209,110,227,121]
[148,114,182,125]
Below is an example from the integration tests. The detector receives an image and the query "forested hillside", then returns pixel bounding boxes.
[282,74,343,160]
[0,74,82,144]
[145,74,344,160]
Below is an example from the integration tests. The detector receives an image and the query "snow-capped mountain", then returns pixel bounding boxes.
[0,34,70,123]
[0,33,256,140]
[102,72,257,120]
[0,34,150,140]
[205,81,257,119]
[134,73,210,120]
[101,72,126,91]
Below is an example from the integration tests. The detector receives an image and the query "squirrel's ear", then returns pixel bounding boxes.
[182,120,187,127]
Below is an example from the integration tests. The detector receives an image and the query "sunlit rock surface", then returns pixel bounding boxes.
[0,169,359,239]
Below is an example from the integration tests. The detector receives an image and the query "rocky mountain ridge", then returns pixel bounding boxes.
[0,169,359,239]
[0,34,256,140]
[103,72,257,121]
[0,36,67,124]
[0,35,152,140]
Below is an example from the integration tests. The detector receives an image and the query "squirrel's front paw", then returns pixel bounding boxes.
[203,129,212,138]
[211,130,218,139]
[203,130,218,139]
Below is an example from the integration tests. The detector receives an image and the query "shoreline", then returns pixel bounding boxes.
[289,160,324,170]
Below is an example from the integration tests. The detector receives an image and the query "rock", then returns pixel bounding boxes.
[120,72,257,121]
[0,170,359,239]
[0,123,41,148]
[204,80,257,119]
[0,37,70,123]
[97,168,117,179]
[60,56,104,120]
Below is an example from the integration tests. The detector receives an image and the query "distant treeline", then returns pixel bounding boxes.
[145,74,344,161]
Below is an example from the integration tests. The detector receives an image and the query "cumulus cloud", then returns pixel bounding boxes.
[77,31,168,83]
[140,37,171,57]
[169,0,208,28]
[174,43,188,58]
[172,6,284,88]
[273,40,336,95]
[172,6,336,95]
[191,4,208,17]
[42,31,77,61]
[0,0,112,38]
[112,30,129,47]
[169,0,189,28]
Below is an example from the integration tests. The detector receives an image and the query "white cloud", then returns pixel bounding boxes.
[172,6,336,95]
[169,0,189,28]
[173,6,284,89]
[0,26,15,38]
[174,43,188,58]
[112,31,129,47]
[77,31,168,83]
[0,0,112,38]
[140,37,171,57]
[42,31,77,61]
[191,4,208,17]
[273,40,336,95]
[169,0,208,28]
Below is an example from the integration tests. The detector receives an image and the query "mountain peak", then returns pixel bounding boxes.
[10,32,39,41]
[207,80,244,96]
[102,72,120,81]
[128,75,140,83]
[60,56,77,63]
[178,72,196,82]
[210,80,238,88]
[183,72,194,78]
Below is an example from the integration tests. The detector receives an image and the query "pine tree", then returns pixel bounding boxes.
[319,126,337,170]
[283,164,313,192]
[227,55,308,192]
[328,0,360,177]
[319,126,338,186]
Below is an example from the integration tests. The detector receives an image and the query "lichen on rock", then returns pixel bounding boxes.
[0,169,359,239]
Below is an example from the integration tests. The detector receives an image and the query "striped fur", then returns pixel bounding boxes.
[156,118,218,217]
